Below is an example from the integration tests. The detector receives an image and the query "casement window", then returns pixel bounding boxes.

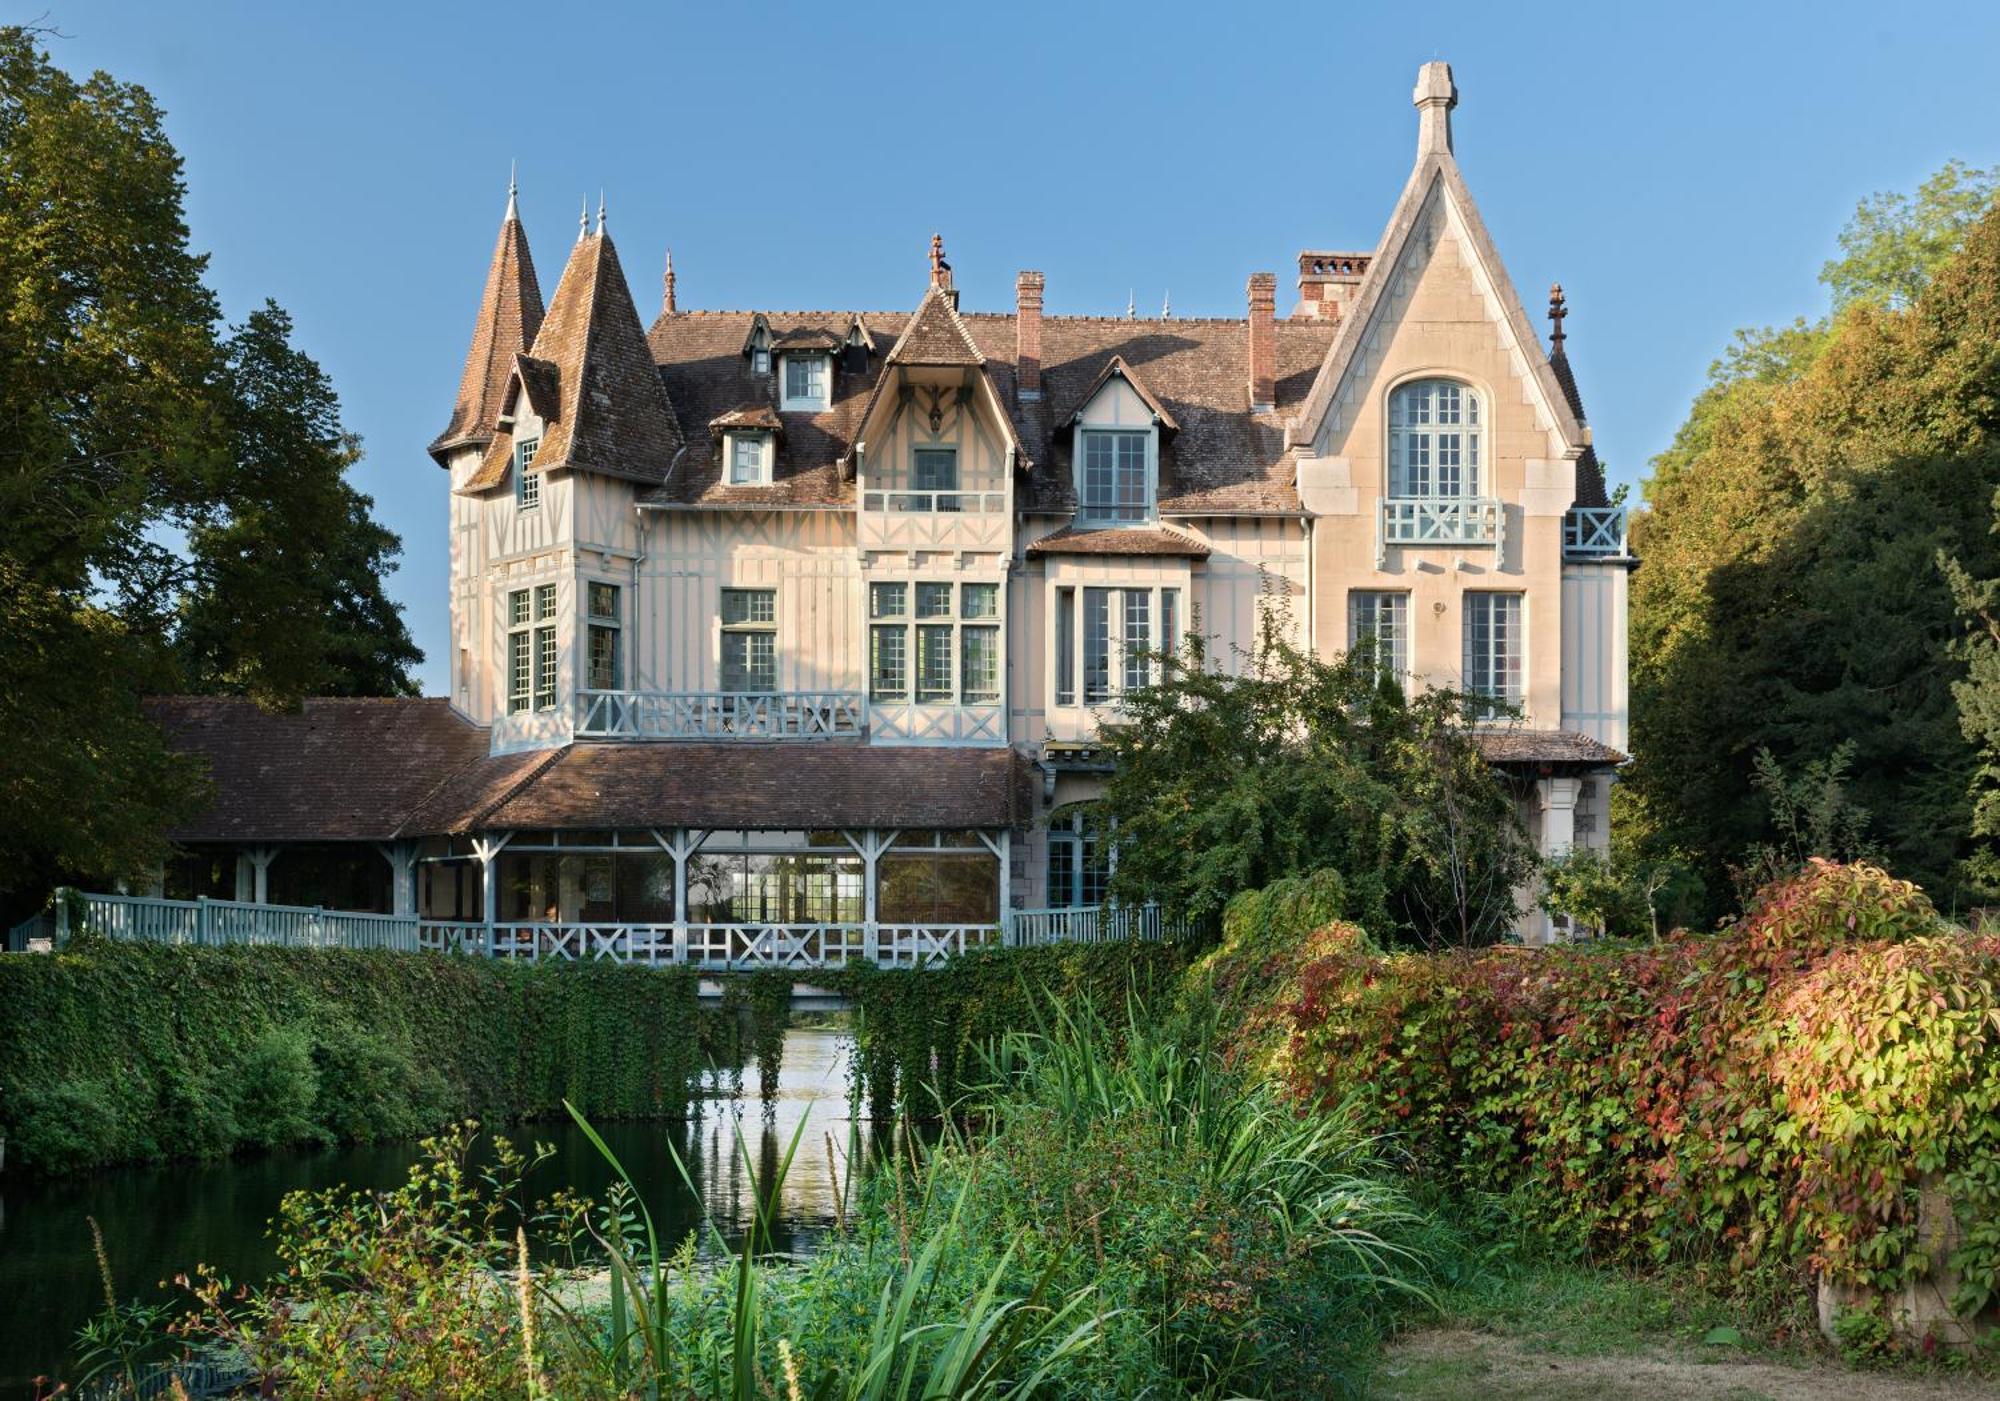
[506,583,558,714]
[720,587,777,693]
[868,580,1001,704]
[1388,379,1480,498]
[515,437,541,510]
[912,446,959,512]
[586,582,622,691]
[1059,584,1178,706]
[1462,591,1523,720]
[781,354,829,410]
[1348,590,1410,682]
[1080,429,1151,522]
[1046,809,1111,908]
[727,434,771,486]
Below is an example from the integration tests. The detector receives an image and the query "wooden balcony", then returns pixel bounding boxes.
[1008,903,1195,945]
[419,921,1001,969]
[577,689,867,741]
[1376,496,1504,565]
[54,891,419,951]
[858,488,1011,552]
[1562,505,1629,559]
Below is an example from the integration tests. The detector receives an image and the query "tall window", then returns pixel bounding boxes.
[507,584,557,714]
[781,354,828,410]
[586,583,622,691]
[868,580,1000,705]
[515,437,541,511]
[1462,592,1523,720]
[912,447,959,512]
[1388,379,1480,498]
[728,434,769,486]
[720,588,777,692]
[1081,430,1150,522]
[1348,591,1409,682]
[1067,585,1176,706]
[1046,809,1111,908]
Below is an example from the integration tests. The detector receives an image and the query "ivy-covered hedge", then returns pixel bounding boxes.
[1271,861,2000,1326]
[839,940,1196,1117]
[0,942,711,1175]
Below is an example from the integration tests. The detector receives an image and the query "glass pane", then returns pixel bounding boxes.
[1047,836,1076,907]
[961,625,999,702]
[614,854,675,922]
[870,624,907,700]
[587,624,621,690]
[878,852,999,924]
[721,588,776,625]
[1083,588,1111,703]
[509,589,530,626]
[916,582,953,618]
[917,625,953,701]
[1122,590,1151,692]
[534,626,557,709]
[535,583,556,621]
[588,583,620,621]
[1055,588,1076,705]
[961,582,998,619]
[869,582,907,619]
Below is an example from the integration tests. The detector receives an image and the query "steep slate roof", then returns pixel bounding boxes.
[463,229,686,492]
[429,196,544,465]
[145,697,496,843]
[643,310,901,507]
[1548,337,1609,508]
[887,285,986,367]
[437,743,1027,832]
[1473,728,1626,767]
[1026,525,1211,558]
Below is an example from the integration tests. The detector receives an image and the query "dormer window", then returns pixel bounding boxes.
[515,437,541,511]
[1080,429,1151,523]
[727,433,772,486]
[781,354,829,411]
[1388,379,1480,498]
[748,323,772,376]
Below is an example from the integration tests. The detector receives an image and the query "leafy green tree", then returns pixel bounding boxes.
[1822,160,1998,311]
[0,27,419,911]
[1094,616,1535,949]
[1626,173,2000,920]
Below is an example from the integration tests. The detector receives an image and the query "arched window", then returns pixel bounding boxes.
[1387,379,1480,498]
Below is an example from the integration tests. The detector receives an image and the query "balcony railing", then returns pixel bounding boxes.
[861,489,1006,514]
[1377,496,1504,564]
[419,921,1001,969]
[577,689,867,741]
[1008,903,1194,946]
[1563,505,1628,558]
[54,891,420,951]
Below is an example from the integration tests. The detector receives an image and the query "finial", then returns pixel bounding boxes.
[663,248,677,316]
[1162,289,1171,319]
[596,190,607,236]
[505,160,518,220]
[578,197,589,243]
[1126,289,1135,320]
[928,232,952,289]
[1412,60,1458,157]
[1548,282,1567,353]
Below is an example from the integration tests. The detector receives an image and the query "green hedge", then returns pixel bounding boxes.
[0,942,712,1175]
[1271,861,2000,1326]
[838,941,1196,1118]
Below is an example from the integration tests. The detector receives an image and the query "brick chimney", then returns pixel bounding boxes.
[1295,251,1370,321]
[1015,271,1044,402]
[1247,272,1277,412]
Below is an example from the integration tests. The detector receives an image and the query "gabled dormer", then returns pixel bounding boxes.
[709,404,783,487]
[772,327,841,410]
[1064,357,1177,526]
[742,315,774,377]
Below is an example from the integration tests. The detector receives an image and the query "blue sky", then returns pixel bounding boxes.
[34,0,2000,695]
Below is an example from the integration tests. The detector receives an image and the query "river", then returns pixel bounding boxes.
[0,1025,872,1397]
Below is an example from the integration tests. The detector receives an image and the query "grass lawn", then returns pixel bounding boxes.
[1369,1254,1999,1400]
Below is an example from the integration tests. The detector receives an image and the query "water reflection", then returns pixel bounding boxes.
[0,1026,869,1398]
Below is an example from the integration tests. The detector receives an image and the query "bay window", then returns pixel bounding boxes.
[869,580,1002,705]
[1059,583,1178,706]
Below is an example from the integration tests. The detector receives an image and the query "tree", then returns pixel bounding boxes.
[1822,160,1998,312]
[175,305,421,700]
[1093,612,1535,949]
[1625,172,2000,920]
[0,27,419,912]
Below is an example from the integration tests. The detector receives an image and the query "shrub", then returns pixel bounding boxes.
[7,1080,130,1174]
[1273,861,2000,1335]
[313,1025,450,1143]
[232,1028,322,1150]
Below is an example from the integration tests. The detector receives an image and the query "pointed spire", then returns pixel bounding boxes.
[662,248,677,316]
[1413,61,1457,157]
[928,232,952,290]
[429,184,547,465]
[578,197,589,243]
[1126,290,1135,320]
[505,160,519,221]
[596,190,607,236]
[1548,282,1568,355]
[1161,289,1172,319]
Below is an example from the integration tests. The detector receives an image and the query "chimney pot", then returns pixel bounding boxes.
[1016,271,1044,403]
[1247,272,1277,412]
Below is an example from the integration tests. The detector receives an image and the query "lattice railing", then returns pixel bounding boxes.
[577,690,867,740]
[1562,505,1628,557]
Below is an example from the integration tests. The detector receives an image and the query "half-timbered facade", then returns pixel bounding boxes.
[147,63,1630,952]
